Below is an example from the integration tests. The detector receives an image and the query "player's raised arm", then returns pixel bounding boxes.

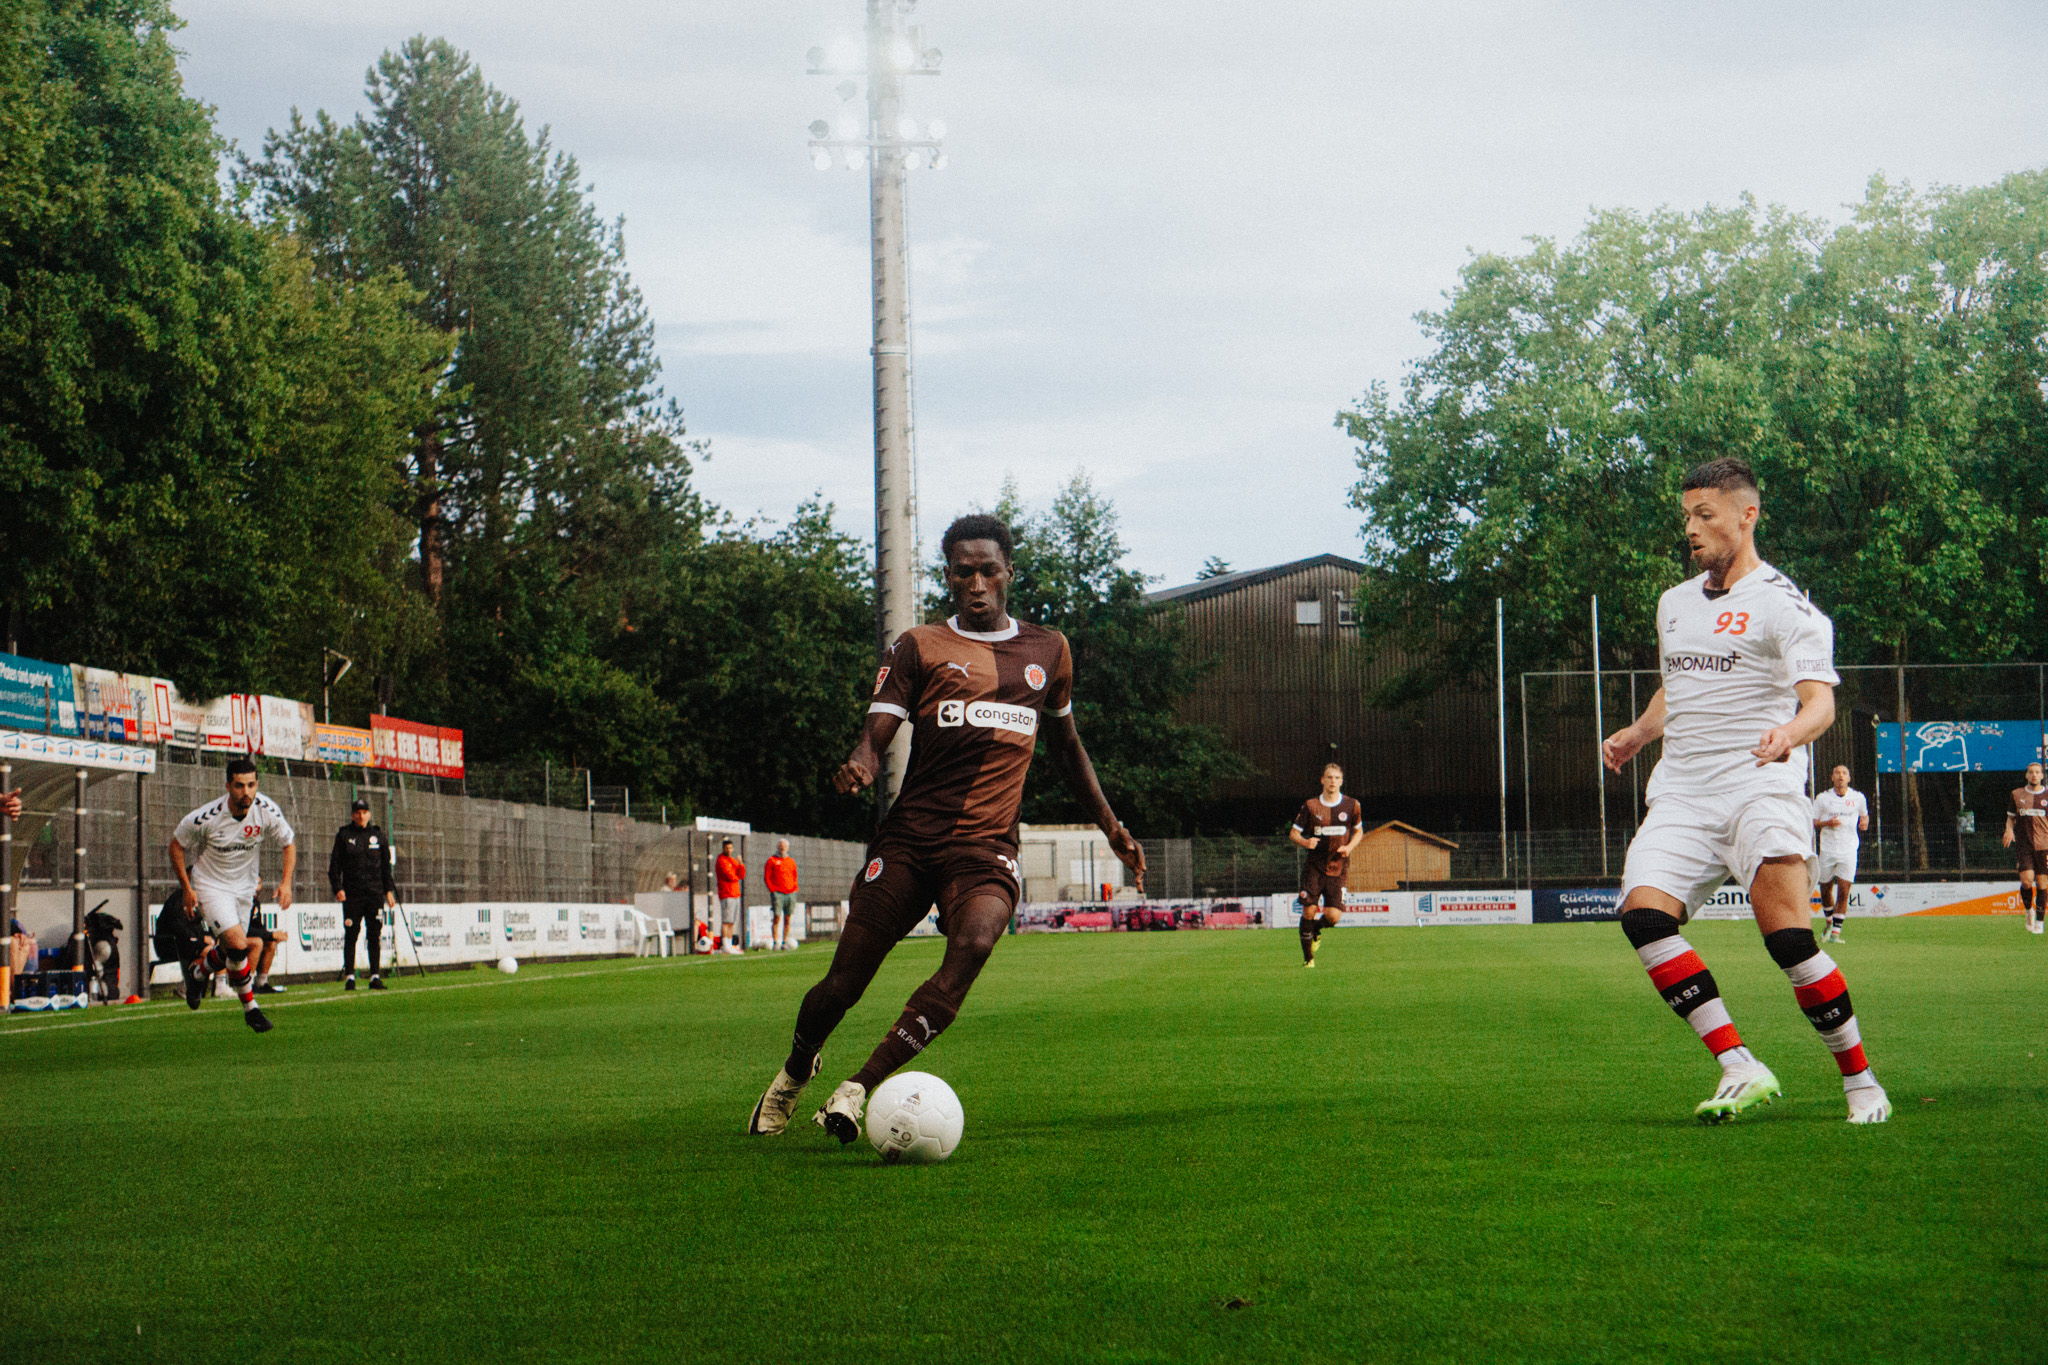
[1041,710,1145,893]
[1603,688,1668,773]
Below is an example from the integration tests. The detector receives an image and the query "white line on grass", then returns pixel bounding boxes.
[0,950,784,1039]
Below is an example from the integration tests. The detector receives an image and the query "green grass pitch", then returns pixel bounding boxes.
[3,918,2043,1363]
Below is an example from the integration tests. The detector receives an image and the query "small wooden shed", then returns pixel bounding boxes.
[1347,822,1459,891]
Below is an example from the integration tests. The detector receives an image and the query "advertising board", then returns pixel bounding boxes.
[1874,721,2047,773]
[1339,891,1418,927]
[1532,887,1624,924]
[314,722,374,764]
[1414,889,1532,926]
[370,715,465,778]
[0,652,77,735]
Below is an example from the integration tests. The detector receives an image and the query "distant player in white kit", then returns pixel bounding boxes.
[1602,459,1889,1125]
[169,758,296,1032]
[1811,766,1868,943]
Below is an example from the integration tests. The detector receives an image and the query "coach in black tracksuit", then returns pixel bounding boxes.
[329,798,396,990]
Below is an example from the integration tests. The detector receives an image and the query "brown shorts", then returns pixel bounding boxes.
[1299,863,1346,910]
[2017,846,2048,876]
[847,840,1022,942]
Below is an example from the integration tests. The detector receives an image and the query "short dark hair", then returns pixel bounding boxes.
[941,514,1013,564]
[1681,458,1759,498]
[225,758,257,779]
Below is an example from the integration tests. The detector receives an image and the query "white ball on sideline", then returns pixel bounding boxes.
[864,1071,964,1164]
[497,956,519,974]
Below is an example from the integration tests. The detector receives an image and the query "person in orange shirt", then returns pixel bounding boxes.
[715,839,746,954]
[764,839,800,951]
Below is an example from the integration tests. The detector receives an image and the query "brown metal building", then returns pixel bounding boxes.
[1148,555,1498,834]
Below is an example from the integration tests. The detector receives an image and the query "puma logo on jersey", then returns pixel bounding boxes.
[942,661,972,679]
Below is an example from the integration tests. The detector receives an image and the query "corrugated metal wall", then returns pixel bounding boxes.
[1166,563,1499,831]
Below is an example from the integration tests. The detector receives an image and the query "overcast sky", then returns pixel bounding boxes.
[175,1,2048,588]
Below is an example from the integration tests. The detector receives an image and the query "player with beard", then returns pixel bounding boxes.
[169,758,296,1032]
[746,514,1147,1142]
[2004,760,2048,934]
[1602,458,1889,1124]
[1289,763,1363,966]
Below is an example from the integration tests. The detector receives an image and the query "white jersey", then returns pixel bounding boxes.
[1645,563,1839,802]
[1812,788,1868,854]
[173,793,295,901]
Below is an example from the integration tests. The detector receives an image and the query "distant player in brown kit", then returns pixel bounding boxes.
[2005,760,2048,934]
[746,513,1146,1142]
[1288,763,1362,967]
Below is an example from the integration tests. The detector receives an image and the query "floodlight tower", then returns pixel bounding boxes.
[807,3,947,812]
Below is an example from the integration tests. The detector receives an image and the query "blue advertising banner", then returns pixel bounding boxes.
[1873,721,2047,773]
[0,651,78,735]
[1532,887,1623,924]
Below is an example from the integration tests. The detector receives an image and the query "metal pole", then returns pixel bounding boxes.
[1519,673,1532,876]
[868,0,917,818]
[70,768,87,989]
[1495,598,1508,878]
[1897,663,1910,874]
[1628,670,1642,834]
[1,756,12,988]
[134,771,145,1001]
[1872,716,1883,872]
[1592,596,1607,878]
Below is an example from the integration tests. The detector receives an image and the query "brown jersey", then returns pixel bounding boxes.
[2010,786,2048,851]
[868,617,1073,849]
[1292,793,1364,875]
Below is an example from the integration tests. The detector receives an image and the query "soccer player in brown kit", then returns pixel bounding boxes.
[746,514,1147,1142]
[2005,760,2048,934]
[1289,763,1362,967]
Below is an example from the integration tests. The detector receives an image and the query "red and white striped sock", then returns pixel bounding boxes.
[1769,933,1876,1089]
[1635,932,1747,1062]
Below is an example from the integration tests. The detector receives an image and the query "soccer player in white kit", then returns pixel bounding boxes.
[169,758,296,1032]
[1602,459,1890,1125]
[1812,766,1868,943]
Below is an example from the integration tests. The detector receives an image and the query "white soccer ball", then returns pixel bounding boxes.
[864,1071,964,1164]
[497,955,519,974]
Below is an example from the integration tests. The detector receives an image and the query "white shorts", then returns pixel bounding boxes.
[1816,848,1858,884]
[1621,789,1814,920]
[194,886,256,936]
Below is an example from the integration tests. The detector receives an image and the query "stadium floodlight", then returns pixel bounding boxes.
[801,0,951,812]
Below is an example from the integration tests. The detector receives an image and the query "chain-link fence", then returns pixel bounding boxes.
[9,749,867,912]
[1514,661,2048,880]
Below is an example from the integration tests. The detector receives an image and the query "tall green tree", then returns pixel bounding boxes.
[933,475,1245,834]
[0,0,441,700]
[240,36,703,755]
[1343,177,2048,695]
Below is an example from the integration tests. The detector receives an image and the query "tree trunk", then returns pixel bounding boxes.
[417,424,444,606]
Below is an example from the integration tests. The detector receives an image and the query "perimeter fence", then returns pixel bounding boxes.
[1512,661,2048,881]
[11,748,866,912]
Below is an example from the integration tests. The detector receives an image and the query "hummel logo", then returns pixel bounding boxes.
[942,661,972,679]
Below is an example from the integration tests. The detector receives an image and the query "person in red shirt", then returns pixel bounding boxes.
[715,839,746,955]
[764,839,800,950]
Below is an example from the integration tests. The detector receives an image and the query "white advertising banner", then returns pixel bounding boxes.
[1414,889,1533,926]
[1689,879,2022,921]
[1339,891,1418,927]
[148,900,646,986]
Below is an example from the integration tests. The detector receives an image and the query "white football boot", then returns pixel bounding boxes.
[1694,1061,1781,1124]
[813,1080,868,1145]
[1845,1082,1892,1125]
[747,1053,822,1136]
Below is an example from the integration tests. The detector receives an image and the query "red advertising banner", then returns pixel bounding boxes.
[369,715,465,778]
